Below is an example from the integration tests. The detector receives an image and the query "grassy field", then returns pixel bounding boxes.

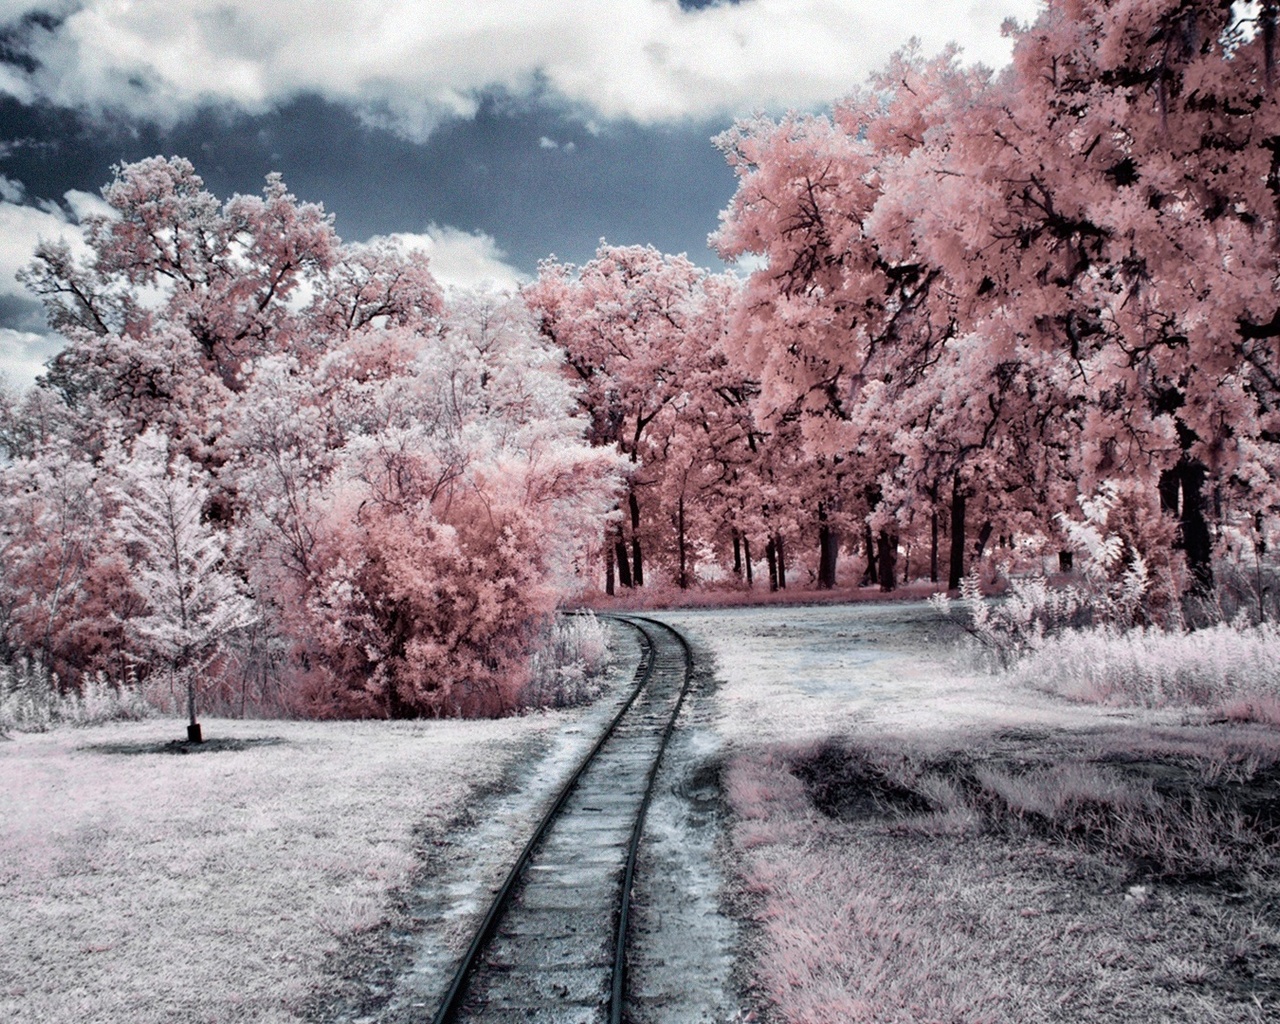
[6,604,1278,1023]
[656,603,1280,1024]
[726,725,1280,1023]
[0,715,557,1024]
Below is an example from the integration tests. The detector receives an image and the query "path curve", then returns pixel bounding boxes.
[432,614,694,1024]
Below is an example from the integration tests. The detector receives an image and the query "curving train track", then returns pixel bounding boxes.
[430,613,695,1024]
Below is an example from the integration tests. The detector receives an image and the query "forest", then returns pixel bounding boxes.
[1,0,1278,721]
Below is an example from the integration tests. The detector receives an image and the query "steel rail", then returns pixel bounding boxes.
[430,612,692,1024]
[607,614,695,1024]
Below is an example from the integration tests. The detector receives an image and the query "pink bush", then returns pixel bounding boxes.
[301,493,553,718]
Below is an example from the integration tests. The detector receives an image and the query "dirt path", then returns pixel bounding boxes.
[334,598,1214,1023]
[626,631,745,1024]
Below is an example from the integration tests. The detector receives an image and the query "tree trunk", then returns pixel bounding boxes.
[1159,467,1181,516]
[775,533,787,589]
[765,538,779,592]
[605,542,616,596]
[629,492,644,587]
[818,525,839,589]
[615,536,632,588]
[1180,459,1214,594]
[877,530,898,592]
[385,609,410,720]
[185,671,202,743]
[948,477,966,590]
[1161,458,1214,593]
[733,532,742,577]
[930,510,939,583]
[743,536,754,587]
[863,523,877,586]
[975,520,994,560]
[677,496,689,589]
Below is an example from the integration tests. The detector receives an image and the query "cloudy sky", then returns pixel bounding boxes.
[0,0,1043,387]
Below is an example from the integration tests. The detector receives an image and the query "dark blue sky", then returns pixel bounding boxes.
[0,88,739,270]
[0,0,1038,383]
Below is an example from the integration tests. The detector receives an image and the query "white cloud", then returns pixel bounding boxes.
[2,1,1045,138]
[63,188,116,223]
[538,136,558,149]
[0,186,101,388]
[726,251,769,276]
[372,224,528,293]
[0,1,61,21]
[0,194,90,302]
[0,327,62,390]
[0,175,25,203]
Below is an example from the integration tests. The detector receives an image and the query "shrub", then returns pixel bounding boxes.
[1012,621,1280,718]
[931,570,1090,669]
[931,482,1173,670]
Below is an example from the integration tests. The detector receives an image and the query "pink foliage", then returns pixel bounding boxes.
[10,2,1280,708]
[8,161,621,717]
[0,441,139,685]
[710,2,1280,589]
[526,245,755,591]
[303,485,551,718]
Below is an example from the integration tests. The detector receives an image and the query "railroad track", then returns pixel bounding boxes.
[430,614,695,1024]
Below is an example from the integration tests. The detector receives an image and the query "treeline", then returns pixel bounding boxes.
[0,158,621,719]
[533,0,1280,602]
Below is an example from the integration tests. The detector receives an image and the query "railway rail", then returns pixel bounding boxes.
[430,614,695,1024]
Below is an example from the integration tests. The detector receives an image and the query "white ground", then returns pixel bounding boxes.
[0,713,577,1023]
[648,600,1168,746]
[643,600,1280,1024]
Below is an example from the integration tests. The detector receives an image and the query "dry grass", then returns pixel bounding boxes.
[0,714,556,1024]
[521,610,612,708]
[725,725,1280,1024]
[0,662,152,735]
[656,599,1280,1021]
[1012,623,1280,723]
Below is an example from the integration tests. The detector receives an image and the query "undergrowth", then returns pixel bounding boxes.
[730,731,1280,1024]
[0,660,151,735]
[1014,624,1280,722]
[793,732,1280,882]
[521,611,611,709]
[933,484,1280,722]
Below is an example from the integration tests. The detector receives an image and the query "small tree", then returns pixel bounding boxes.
[116,432,256,741]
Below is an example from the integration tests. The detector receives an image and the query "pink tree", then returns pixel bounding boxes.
[291,294,623,716]
[0,441,124,681]
[889,1,1280,588]
[714,6,1280,592]
[12,157,622,718]
[713,50,983,588]
[526,244,733,591]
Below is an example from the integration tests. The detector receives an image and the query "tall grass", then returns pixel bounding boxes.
[0,660,151,735]
[726,729,1280,1024]
[521,611,612,709]
[931,486,1280,722]
[1013,623,1280,721]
